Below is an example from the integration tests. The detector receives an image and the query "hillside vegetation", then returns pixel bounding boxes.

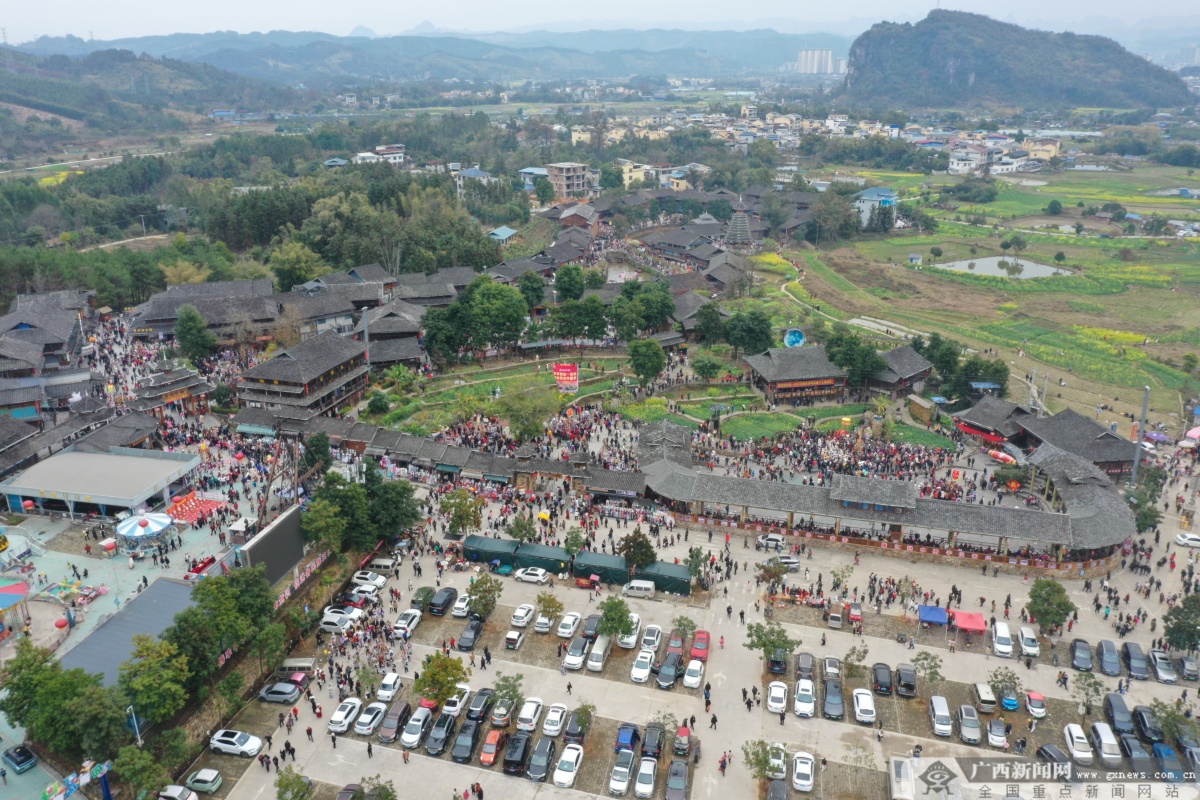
[842,10,1192,109]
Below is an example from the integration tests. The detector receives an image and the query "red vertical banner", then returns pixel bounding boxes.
[553,363,579,393]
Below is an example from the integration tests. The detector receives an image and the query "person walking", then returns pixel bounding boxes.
[306,726,313,741]
[331,733,337,749]
[710,713,718,729]
[567,682,573,695]
[403,749,410,764]
[367,741,373,758]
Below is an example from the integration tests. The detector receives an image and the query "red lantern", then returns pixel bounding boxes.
[55,618,69,629]
[21,500,34,510]
[139,519,149,528]
[174,496,185,504]
[103,540,117,551]
[235,452,246,461]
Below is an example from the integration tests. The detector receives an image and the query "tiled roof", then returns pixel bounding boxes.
[955,396,1032,438]
[829,473,918,508]
[240,331,365,384]
[366,337,421,365]
[744,347,847,383]
[1019,408,1137,465]
[874,345,933,384]
[360,299,426,337]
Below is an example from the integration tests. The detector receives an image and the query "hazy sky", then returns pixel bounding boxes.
[5,0,1194,43]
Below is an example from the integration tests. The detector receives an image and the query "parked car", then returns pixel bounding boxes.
[442,685,472,717]
[665,757,690,800]
[667,629,686,656]
[259,682,301,704]
[528,736,556,783]
[564,710,589,744]
[683,659,705,689]
[377,673,402,702]
[641,625,663,652]
[514,567,550,584]
[327,699,363,733]
[424,713,457,756]
[1178,655,1200,681]
[958,706,982,745]
[1097,640,1122,676]
[767,648,789,674]
[871,663,893,695]
[631,650,655,683]
[2,744,38,774]
[1070,639,1093,672]
[852,689,876,724]
[766,743,787,780]
[1151,650,1178,684]
[209,730,263,757]
[642,724,667,759]
[450,719,481,763]
[516,698,544,732]
[1120,734,1153,776]
[466,688,495,722]
[690,630,711,662]
[479,730,508,767]
[502,732,533,776]
[393,609,421,638]
[1027,691,1048,719]
[582,614,603,641]
[987,719,1008,749]
[822,680,844,720]
[1154,744,1186,783]
[543,703,569,736]
[616,722,643,753]
[795,653,816,681]
[895,664,918,698]
[656,653,683,689]
[490,698,514,727]
[618,613,643,649]
[634,757,659,799]
[457,618,484,651]
[351,570,388,589]
[822,657,841,679]
[553,743,584,787]
[794,679,816,717]
[354,702,387,735]
[377,702,412,743]
[1133,705,1165,744]
[766,681,788,714]
[557,612,582,638]
[563,637,590,670]
[400,707,433,748]
[511,604,536,628]
[160,787,200,800]
[183,769,222,795]
[451,595,472,618]
[610,748,637,796]
[1104,694,1134,736]
[792,752,815,793]
[534,612,555,633]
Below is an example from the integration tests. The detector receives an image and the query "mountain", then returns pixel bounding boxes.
[16,29,853,85]
[842,10,1192,109]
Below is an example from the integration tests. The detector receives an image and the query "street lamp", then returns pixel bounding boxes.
[126,705,143,748]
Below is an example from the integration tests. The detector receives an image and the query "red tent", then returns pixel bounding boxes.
[951,611,987,632]
[955,422,1007,444]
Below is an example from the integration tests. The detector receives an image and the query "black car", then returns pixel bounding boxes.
[564,710,588,744]
[1036,744,1076,781]
[1104,693,1135,736]
[767,648,788,674]
[642,724,666,760]
[871,662,893,695]
[1120,734,1153,776]
[528,736,556,782]
[823,679,844,720]
[1096,640,1121,677]
[895,664,918,698]
[583,613,602,641]
[1070,639,1093,672]
[428,587,458,616]
[656,653,683,690]
[458,618,484,651]
[1122,642,1150,680]
[1133,705,1165,744]
[425,713,457,756]
[450,719,481,763]
[767,779,789,800]
[502,732,534,775]
[467,688,495,722]
[795,652,816,681]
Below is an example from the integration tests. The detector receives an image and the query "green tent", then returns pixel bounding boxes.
[463,535,519,567]
[634,561,693,596]
[572,550,629,586]
[515,543,571,574]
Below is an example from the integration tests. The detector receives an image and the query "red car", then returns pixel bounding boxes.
[480,730,508,766]
[334,593,368,609]
[690,630,712,662]
[667,629,686,657]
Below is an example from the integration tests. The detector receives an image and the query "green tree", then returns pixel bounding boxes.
[534,178,555,206]
[628,339,667,387]
[312,474,375,549]
[217,671,246,717]
[597,596,637,638]
[1150,699,1199,742]
[162,606,222,694]
[988,666,1023,701]
[0,639,60,733]
[118,635,191,725]
[930,246,943,258]
[467,574,504,620]
[367,391,391,415]
[1182,353,1199,374]
[190,575,253,653]
[471,278,528,350]
[517,270,545,311]
[535,591,564,624]
[912,650,944,688]
[114,744,170,799]
[555,264,585,302]
[741,739,773,779]
[492,671,525,718]
[370,479,421,536]
[725,310,774,358]
[600,164,625,190]
[1164,592,1200,651]
[1054,251,1066,264]
[1073,672,1106,716]
[755,558,790,587]
[582,269,607,289]
[694,302,725,344]
[66,685,130,760]
[563,527,588,557]
[691,354,722,380]
[843,643,870,678]
[173,303,216,360]
[411,651,471,707]
[1046,199,1064,215]
[508,514,539,544]
[249,623,289,673]
[683,547,707,583]
[577,294,610,341]
[617,529,658,570]
[573,701,596,733]
[442,488,484,536]
[1027,579,1077,633]
[269,241,330,292]
[671,615,699,640]
[302,497,347,552]
[498,391,560,442]
[743,621,801,657]
[302,431,333,475]
[275,765,313,800]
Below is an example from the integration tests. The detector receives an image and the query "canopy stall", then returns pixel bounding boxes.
[918,605,948,625]
[114,512,175,556]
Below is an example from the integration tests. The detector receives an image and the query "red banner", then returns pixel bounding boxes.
[553,363,579,393]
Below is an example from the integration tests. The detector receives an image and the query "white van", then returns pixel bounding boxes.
[1089,722,1121,767]
[622,580,656,600]
[929,696,953,737]
[368,556,398,573]
[587,634,613,672]
[973,683,997,714]
[1019,626,1041,657]
[991,621,1013,658]
[275,657,318,677]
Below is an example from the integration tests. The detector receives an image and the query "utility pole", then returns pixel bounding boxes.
[139,215,147,236]
[1029,368,1038,414]
[1130,385,1150,487]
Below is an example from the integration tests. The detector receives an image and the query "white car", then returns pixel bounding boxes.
[1019,627,1041,657]
[683,659,705,689]
[563,637,589,670]
[160,787,199,800]
[377,672,402,701]
[766,681,789,714]
[634,757,658,799]
[318,616,353,635]
[610,749,637,795]
[327,698,363,733]
[515,567,550,584]
[321,606,365,623]
[641,624,663,652]
[351,570,388,589]
[757,533,786,550]
[442,684,472,717]
[452,595,472,618]
[543,703,569,736]
[767,743,787,780]
[792,751,815,792]
[557,612,582,638]
[517,697,544,731]
[399,707,432,748]
[535,612,555,633]
[209,729,262,757]
[618,613,642,649]
[512,604,536,628]
[1063,723,1094,765]
[794,679,816,717]
[554,743,584,787]
[346,583,379,601]
[631,650,654,683]
[1178,534,1200,548]
[354,702,387,735]
[393,609,421,638]
[852,689,876,725]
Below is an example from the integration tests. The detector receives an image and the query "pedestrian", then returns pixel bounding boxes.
[0,767,6,785]
[779,710,786,725]
[742,688,748,702]
[403,749,410,764]
[272,756,279,771]
[567,682,573,695]
[477,786,484,800]
[690,715,696,729]
[367,741,373,758]
[265,733,273,751]
[331,733,337,749]
[306,726,313,741]
[453,790,459,800]
[710,713,718,729]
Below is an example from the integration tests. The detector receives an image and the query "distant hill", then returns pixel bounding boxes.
[17,29,853,85]
[842,10,1192,109]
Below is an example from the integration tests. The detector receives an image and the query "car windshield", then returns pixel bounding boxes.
[693,639,707,651]
[557,756,577,771]
[404,718,424,733]
[798,687,813,701]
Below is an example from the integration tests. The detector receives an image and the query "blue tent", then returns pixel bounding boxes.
[918,605,948,625]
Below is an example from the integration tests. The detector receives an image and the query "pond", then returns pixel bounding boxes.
[930,256,1074,279]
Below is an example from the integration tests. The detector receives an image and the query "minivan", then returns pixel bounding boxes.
[587,634,613,672]
[1123,642,1150,680]
[428,588,458,616]
[1089,722,1122,767]
[622,580,656,599]
[827,609,842,629]
[378,701,413,743]
[973,683,997,714]
[275,657,317,678]
[368,557,398,573]
[929,696,953,737]
[991,622,1013,658]
[1019,627,1041,658]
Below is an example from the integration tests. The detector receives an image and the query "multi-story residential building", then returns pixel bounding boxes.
[546,162,590,198]
[236,332,369,420]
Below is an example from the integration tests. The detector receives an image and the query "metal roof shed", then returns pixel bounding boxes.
[462,535,519,566]
[634,561,693,596]
[514,543,570,573]
[572,550,629,585]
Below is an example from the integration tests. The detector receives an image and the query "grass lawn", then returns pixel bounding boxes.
[888,423,957,449]
[720,412,804,441]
